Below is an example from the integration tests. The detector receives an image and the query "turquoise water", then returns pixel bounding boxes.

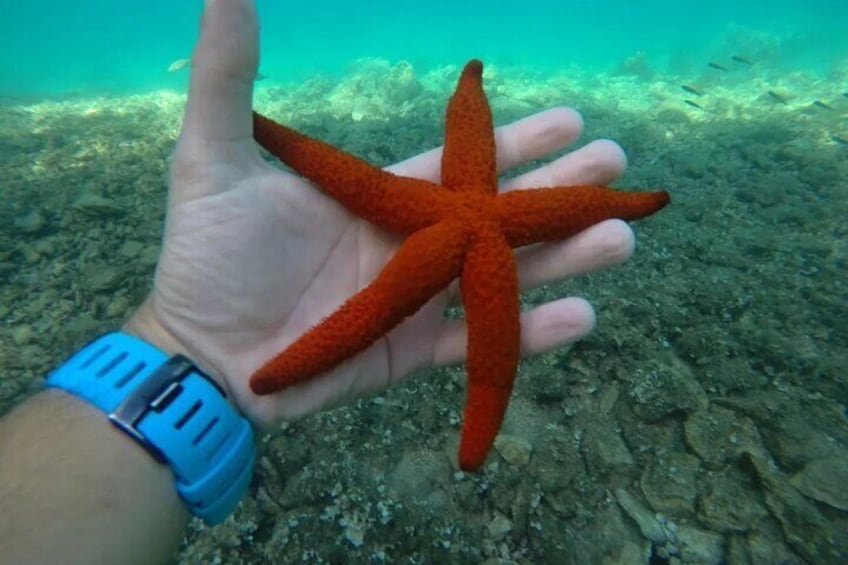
[1,0,846,95]
[1,0,847,563]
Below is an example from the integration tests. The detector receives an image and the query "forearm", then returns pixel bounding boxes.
[0,310,191,564]
[0,388,187,564]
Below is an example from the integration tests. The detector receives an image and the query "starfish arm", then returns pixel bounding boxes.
[496,185,670,247]
[457,224,521,471]
[250,220,469,394]
[253,111,452,233]
[441,60,497,194]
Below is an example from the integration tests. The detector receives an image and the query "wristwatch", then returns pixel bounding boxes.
[45,332,255,525]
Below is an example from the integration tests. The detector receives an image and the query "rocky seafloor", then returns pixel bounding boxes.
[0,59,846,563]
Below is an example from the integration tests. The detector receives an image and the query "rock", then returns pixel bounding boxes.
[86,265,125,292]
[628,360,706,422]
[790,455,848,511]
[119,240,144,259]
[13,209,47,233]
[766,414,842,470]
[598,382,620,415]
[615,488,667,544]
[640,451,700,516]
[105,295,130,318]
[697,470,768,533]
[715,393,843,469]
[340,512,365,547]
[585,418,635,470]
[486,512,513,541]
[542,504,650,564]
[726,534,752,565]
[350,96,371,121]
[675,525,725,565]
[139,245,160,268]
[493,434,533,466]
[18,243,40,264]
[685,405,762,469]
[73,192,124,218]
[745,519,806,565]
[526,367,568,402]
[11,324,36,346]
[617,50,655,78]
[745,450,848,562]
[64,314,102,343]
[387,61,423,104]
[387,448,452,512]
[533,427,582,502]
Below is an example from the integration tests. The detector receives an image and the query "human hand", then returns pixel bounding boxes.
[126,0,638,428]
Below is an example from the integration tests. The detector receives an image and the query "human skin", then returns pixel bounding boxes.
[0,0,643,562]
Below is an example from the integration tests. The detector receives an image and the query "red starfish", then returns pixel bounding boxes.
[250,60,669,471]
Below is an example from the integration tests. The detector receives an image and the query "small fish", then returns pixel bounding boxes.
[167,58,191,73]
[731,55,753,65]
[768,90,788,105]
[681,84,704,96]
[832,134,848,145]
[684,99,704,110]
[813,99,834,111]
[708,62,728,72]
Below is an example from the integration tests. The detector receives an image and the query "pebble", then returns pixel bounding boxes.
[486,512,513,541]
[73,192,124,218]
[13,209,46,233]
[615,488,668,544]
[87,266,125,292]
[11,324,36,346]
[493,434,533,466]
[105,295,130,318]
[119,240,144,259]
[675,525,725,565]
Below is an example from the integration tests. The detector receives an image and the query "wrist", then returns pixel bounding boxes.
[44,330,256,525]
[123,297,230,395]
[123,296,184,357]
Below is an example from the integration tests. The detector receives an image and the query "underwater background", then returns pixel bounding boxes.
[1,0,848,95]
[1,0,846,563]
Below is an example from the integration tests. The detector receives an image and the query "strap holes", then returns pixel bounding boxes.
[115,362,145,388]
[175,400,202,430]
[193,417,219,446]
[97,351,127,378]
[81,345,109,369]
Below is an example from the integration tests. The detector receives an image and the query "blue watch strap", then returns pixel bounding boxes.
[45,332,255,525]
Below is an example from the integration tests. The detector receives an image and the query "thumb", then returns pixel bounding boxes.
[180,0,258,144]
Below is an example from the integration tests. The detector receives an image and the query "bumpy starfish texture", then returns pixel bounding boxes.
[250,60,669,471]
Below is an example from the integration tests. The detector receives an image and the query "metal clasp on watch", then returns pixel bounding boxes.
[108,354,226,462]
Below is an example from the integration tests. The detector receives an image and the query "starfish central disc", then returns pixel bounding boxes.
[249,60,670,471]
[449,192,498,224]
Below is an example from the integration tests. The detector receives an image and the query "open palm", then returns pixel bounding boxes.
[127,0,639,428]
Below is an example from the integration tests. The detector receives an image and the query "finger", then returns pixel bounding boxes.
[515,219,635,289]
[443,218,635,308]
[501,138,627,192]
[389,107,584,181]
[433,297,596,367]
[180,0,258,144]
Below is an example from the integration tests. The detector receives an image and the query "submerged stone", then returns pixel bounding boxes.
[790,455,848,511]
